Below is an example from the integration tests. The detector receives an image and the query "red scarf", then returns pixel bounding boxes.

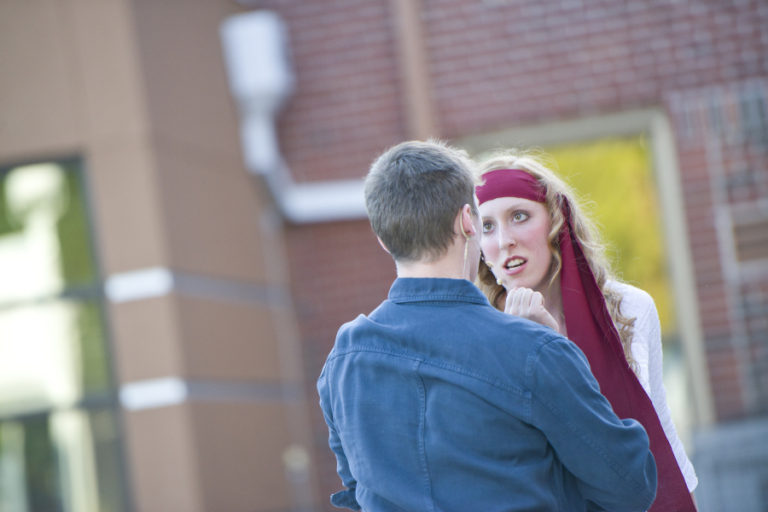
[477,169,694,511]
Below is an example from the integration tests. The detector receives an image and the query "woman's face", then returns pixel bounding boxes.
[479,196,553,292]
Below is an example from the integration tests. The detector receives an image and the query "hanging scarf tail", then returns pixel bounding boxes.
[559,198,694,511]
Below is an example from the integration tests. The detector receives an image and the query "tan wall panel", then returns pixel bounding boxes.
[0,0,83,160]
[68,0,149,140]
[269,306,308,384]
[109,296,182,383]
[154,145,270,282]
[0,0,171,274]
[126,0,271,283]
[67,0,173,274]
[190,402,296,512]
[123,405,202,512]
[86,137,169,273]
[177,296,289,381]
[131,0,244,163]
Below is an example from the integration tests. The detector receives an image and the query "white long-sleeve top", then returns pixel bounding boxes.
[608,281,698,492]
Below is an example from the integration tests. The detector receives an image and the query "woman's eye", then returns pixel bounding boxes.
[512,211,530,222]
[482,221,494,233]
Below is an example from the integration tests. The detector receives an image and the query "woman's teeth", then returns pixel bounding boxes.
[506,258,525,269]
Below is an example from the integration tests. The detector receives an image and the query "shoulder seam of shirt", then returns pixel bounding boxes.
[326,346,528,398]
[388,294,489,305]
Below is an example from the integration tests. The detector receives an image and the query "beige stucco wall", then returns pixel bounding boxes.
[0,0,316,510]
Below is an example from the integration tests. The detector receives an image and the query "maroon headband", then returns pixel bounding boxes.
[476,169,546,204]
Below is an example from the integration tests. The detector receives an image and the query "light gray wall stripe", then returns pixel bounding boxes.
[119,377,302,411]
[104,267,289,306]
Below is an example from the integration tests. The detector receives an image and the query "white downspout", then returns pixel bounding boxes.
[220,10,366,224]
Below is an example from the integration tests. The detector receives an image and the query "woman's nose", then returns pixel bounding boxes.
[498,226,516,249]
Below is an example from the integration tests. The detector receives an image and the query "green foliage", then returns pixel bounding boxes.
[24,417,62,511]
[0,176,22,236]
[545,137,676,334]
[56,162,97,286]
[76,301,112,394]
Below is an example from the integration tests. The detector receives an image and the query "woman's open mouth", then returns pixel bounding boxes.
[504,257,527,274]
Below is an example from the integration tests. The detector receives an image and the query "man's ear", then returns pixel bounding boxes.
[376,236,391,254]
[460,204,477,239]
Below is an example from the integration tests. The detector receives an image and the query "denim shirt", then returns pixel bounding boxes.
[317,278,657,511]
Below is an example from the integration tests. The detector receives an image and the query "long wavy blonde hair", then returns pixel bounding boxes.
[474,149,637,370]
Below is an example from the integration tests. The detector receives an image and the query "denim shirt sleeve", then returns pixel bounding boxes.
[528,337,658,512]
[317,367,362,511]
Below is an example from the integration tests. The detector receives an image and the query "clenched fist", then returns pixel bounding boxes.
[504,287,560,333]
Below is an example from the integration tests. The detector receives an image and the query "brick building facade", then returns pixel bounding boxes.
[1,0,765,510]
[253,0,768,509]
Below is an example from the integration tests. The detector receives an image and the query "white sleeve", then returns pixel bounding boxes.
[634,292,699,492]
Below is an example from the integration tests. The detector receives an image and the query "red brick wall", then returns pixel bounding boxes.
[253,0,768,507]
[667,78,768,421]
[259,0,405,181]
[424,0,767,136]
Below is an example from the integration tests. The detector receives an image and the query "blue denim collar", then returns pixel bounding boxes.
[388,277,489,305]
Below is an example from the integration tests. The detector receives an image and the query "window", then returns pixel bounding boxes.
[0,160,127,512]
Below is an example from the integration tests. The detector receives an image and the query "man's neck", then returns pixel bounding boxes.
[395,253,466,280]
